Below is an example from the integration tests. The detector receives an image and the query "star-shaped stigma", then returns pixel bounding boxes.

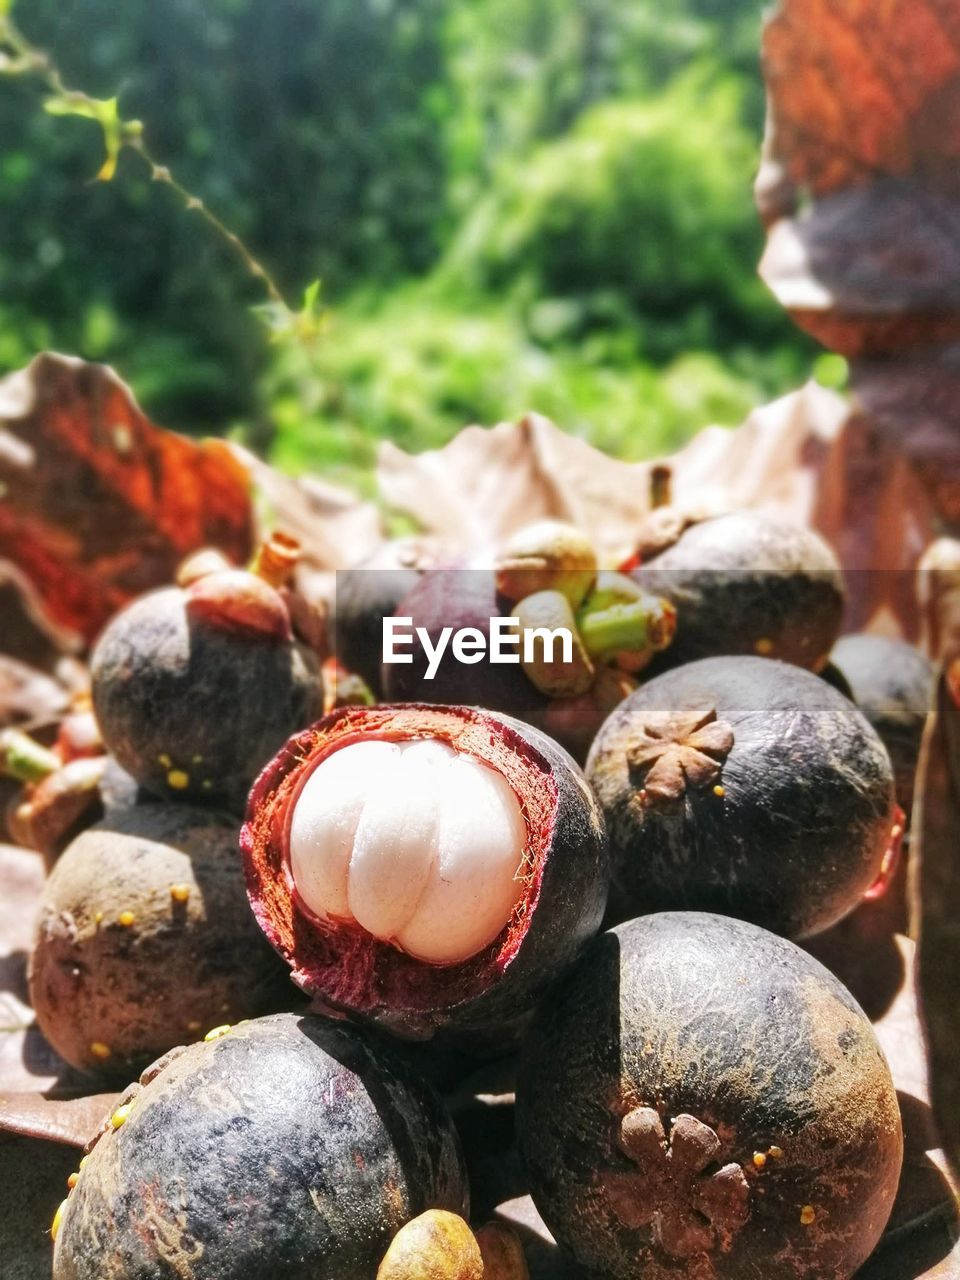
[603,1107,750,1259]
[627,707,734,807]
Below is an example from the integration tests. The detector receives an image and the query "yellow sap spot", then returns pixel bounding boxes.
[110,1103,134,1129]
[800,1205,816,1226]
[204,1024,232,1042]
[167,769,190,790]
[713,784,726,797]
[51,1199,68,1242]
[157,753,172,767]
[768,1145,783,1159]
[118,911,136,928]
[755,637,775,656]
[94,911,104,925]
[79,1156,88,1170]
[67,1172,79,1190]
[170,883,192,904]
[752,1152,767,1169]
[89,1042,112,1061]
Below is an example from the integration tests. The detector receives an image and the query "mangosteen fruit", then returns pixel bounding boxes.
[382,560,672,763]
[830,633,934,814]
[334,536,442,696]
[517,912,903,1280]
[52,1013,468,1280]
[632,511,845,671]
[242,703,608,1043]
[587,656,898,939]
[383,567,546,717]
[91,560,322,809]
[29,803,294,1076]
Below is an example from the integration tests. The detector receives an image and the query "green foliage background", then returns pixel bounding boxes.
[0,0,823,486]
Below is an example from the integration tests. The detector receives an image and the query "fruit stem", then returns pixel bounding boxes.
[0,729,60,783]
[252,531,301,588]
[650,464,672,509]
[578,599,665,658]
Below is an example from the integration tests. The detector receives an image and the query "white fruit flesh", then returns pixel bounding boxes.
[288,738,527,964]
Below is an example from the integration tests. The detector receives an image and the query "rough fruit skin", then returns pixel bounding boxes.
[830,633,934,814]
[29,804,293,1076]
[242,704,608,1042]
[53,1013,469,1280]
[587,656,897,939]
[91,587,322,809]
[517,912,903,1280]
[633,512,845,671]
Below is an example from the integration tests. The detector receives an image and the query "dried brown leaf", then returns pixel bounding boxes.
[0,353,255,645]
[758,0,960,355]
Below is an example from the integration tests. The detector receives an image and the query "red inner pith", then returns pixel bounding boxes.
[242,704,558,1018]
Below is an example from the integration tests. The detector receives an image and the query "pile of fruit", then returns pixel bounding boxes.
[2,475,947,1280]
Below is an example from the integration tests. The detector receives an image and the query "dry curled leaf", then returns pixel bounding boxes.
[377,394,847,569]
[757,0,960,355]
[0,353,255,645]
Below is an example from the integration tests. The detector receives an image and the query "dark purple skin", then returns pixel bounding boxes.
[242,704,609,1046]
[517,912,903,1280]
[632,512,845,672]
[91,587,323,811]
[381,568,549,719]
[334,537,441,696]
[53,1014,469,1280]
[830,633,935,815]
[587,656,897,940]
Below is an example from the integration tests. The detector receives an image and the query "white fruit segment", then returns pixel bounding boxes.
[288,738,527,964]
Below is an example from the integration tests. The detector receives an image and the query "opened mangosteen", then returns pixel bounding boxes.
[91,537,322,809]
[52,1012,468,1280]
[517,912,903,1280]
[587,655,899,939]
[242,703,608,1043]
[29,803,294,1077]
[632,511,845,671]
[830,633,934,814]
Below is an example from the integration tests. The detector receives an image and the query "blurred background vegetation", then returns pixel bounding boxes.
[0,0,828,489]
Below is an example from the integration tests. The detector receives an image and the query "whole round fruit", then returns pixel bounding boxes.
[29,803,293,1076]
[517,912,903,1280]
[334,536,442,697]
[382,568,546,719]
[830,633,934,814]
[587,656,898,938]
[632,512,845,670]
[242,703,608,1042]
[380,566,666,763]
[91,579,322,809]
[52,1013,469,1280]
